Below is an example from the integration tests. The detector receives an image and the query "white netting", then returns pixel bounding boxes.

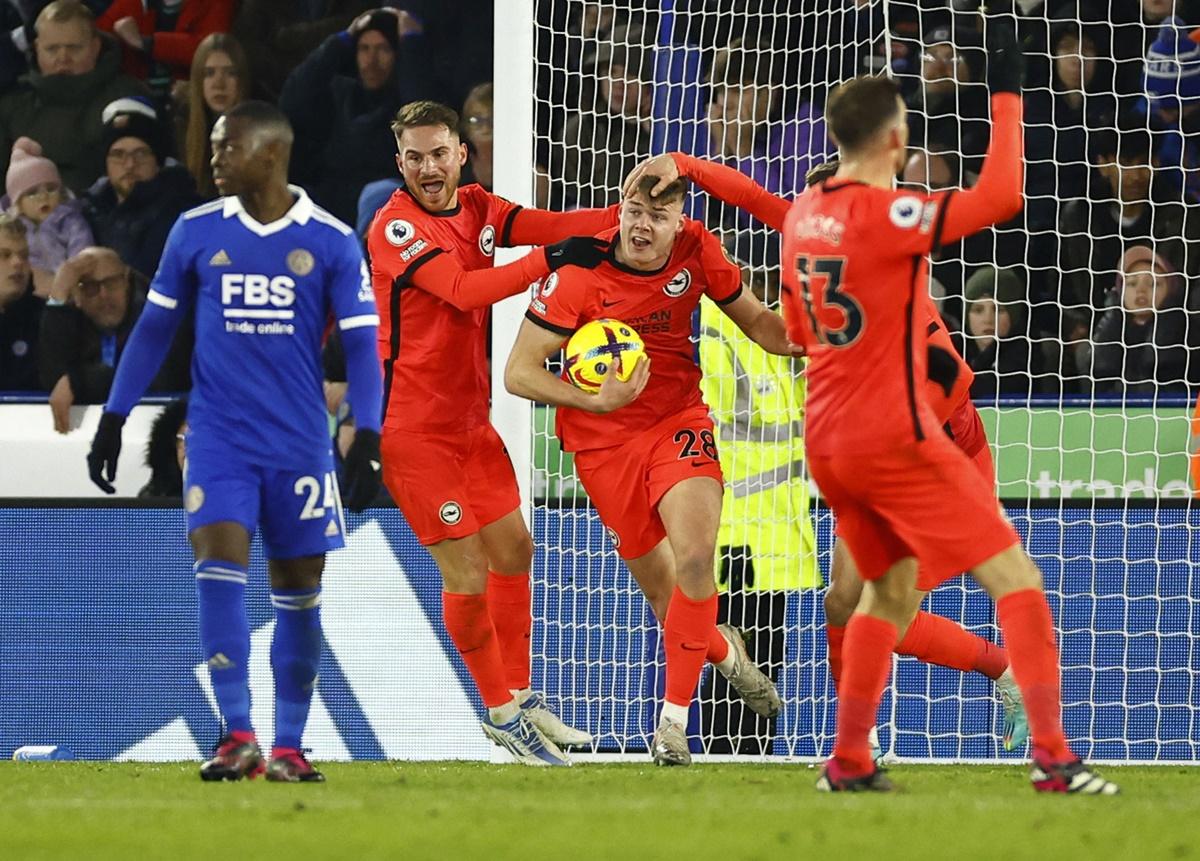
[517,0,1200,762]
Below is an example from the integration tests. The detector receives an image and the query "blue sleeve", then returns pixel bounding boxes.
[104,218,197,416]
[328,231,382,433]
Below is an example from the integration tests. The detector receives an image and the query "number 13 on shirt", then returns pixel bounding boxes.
[794,254,864,348]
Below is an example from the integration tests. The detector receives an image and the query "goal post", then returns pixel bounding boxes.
[494,0,1200,764]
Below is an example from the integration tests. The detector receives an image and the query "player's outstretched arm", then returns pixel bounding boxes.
[934,13,1024,246]
[504,317,649,414]
[718,288,804,358]
[502,203,621,248]
[408,236,609,311]
[623,152,791,232]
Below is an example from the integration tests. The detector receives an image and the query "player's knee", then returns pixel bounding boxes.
[973,544,1043,599]
[824,587,855,628]
[673,548,715,591]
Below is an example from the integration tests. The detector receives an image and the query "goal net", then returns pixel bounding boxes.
[494,0,1200,763]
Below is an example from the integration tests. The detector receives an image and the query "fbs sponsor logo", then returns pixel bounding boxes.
[439,501,463,525]
[663,268,691,298]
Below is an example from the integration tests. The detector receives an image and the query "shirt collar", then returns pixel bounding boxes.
[222,184,313,236]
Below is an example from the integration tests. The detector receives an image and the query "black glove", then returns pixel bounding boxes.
[342,428,382,513]
[984,13,1024,95]
[545,236,610,271]
[86,411,126,495]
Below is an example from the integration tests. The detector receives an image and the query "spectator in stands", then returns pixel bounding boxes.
[0,215,42,391]
[1059,127,1200,320]
[905,23,990,167]
[900,145,964,191]
[462,82,493,191]
[1024,21,1117,230]
[96,0,235,95]
[0,1,38,91]
[176,32,248,198]
[962,266,1034,398]
[0,1,149,193]
[138,397,187,498]
[1078,243,1199,395]
[700,38,834,217]
[4,137,93,300]
[83,97,200,281]
[280,7,430,223]
[1143,16,1200,204]
[233,0,376,101]
[559,40,653,207]
[39,246,191,432]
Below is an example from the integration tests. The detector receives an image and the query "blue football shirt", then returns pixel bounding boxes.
[144,187,379,468]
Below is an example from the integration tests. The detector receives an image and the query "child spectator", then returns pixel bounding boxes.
[1078,243,1199,395]
[5,137,93,300]
[0,213,41,391]
[178,32,249,198]
[963,266,1034,398]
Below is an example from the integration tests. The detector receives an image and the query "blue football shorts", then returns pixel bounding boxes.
[182,444,346,560]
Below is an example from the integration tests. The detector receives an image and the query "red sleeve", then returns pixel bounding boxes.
[501,203,620,247]
[368,210,549,311]
[935,94,1024,247]
[673,152,791,232]
[524,269,588,336]
[150,0,236,69]
[696,224,743,305]
[95,0,137,31]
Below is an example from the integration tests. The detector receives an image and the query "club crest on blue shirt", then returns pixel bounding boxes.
[287,249,315,277]
[663,268,691,298]
[185,485,205,513]
[385,219,415,246]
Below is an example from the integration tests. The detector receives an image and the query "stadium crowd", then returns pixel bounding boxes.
[1,0,1197,416]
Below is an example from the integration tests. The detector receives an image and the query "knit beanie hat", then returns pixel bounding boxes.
[6,137,60,202]
[964,265,1027,331]
[1144,16,1200,105]
[356,11,401,54]
[101,97,168,165]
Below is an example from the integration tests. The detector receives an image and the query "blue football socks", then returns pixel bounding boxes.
[194,560,252,734]
[269,588,323,752]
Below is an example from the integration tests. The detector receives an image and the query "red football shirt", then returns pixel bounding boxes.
[924,306,974,424]
[368,185,616,433]
[781,180,954,455]
[525,220,742,452]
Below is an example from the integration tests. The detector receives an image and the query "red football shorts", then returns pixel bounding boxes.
[573,406,724,560]
[814,431,1019,590]
[381,422,521,545]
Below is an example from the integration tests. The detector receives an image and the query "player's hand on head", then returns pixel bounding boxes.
[593,354,650,413]
[545,236,610,271]
[342,428,382,513]
[86,411,125,495]
[983,8,1024,95]
[622,154,680,200]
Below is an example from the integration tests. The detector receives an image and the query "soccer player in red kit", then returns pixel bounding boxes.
[504,176,795,766]
[781,20,1116,793]
[623,150,1028,754]
[368,100,618,765]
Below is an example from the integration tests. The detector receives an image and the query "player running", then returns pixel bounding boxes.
[622,154,1028,754]
[779,19,1117,793]
[86,102,384,783]
[368,100,619,766]
[504,175,793,766]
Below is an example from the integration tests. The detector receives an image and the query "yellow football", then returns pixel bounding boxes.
[563,318,646,394]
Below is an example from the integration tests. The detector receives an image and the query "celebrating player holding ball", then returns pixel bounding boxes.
[504,174,798,765]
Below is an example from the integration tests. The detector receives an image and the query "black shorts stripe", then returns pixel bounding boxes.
[905,255,925,443]
[382,249,445,418]
[926,320,939,337]
[499,206,524,247]
[525,310,574,337]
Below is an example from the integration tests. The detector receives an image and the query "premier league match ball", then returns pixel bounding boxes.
[563,318,646,394]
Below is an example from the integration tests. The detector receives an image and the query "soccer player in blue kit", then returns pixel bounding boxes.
[86,102,384,783]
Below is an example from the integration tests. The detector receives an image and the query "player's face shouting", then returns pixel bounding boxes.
[616,194,683,271]
[396,124,467,213]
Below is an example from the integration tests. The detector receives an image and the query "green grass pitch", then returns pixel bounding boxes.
[2,762,1197,860]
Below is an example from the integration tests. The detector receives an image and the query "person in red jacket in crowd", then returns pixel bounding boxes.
[97,0,235,90]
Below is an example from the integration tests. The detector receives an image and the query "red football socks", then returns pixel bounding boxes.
[826,624,846,688]
[996,588,1071,760]
[442,591,512,708]
[706,625,730,665]
[664,588,718,707]
[832,614,897,775]
[486,571,532,691]
[895,611,1010,680]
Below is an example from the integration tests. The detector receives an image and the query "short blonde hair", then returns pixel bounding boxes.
[0,213,28,241]
[35,0,95,32]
